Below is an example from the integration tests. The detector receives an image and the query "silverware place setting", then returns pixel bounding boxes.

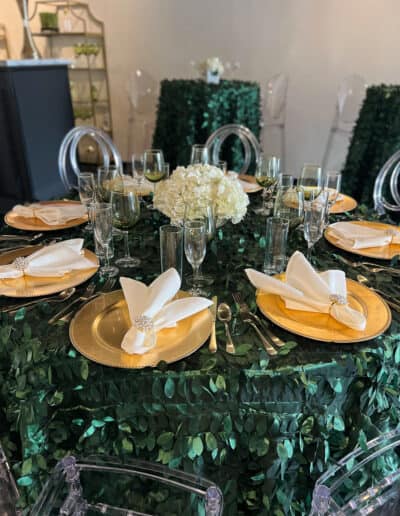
[0,232,44,242]
[2,287,76,314]
[208,295,218,353]
[217,302,236,354]
[356,274,400,313]
[334,254,400,275]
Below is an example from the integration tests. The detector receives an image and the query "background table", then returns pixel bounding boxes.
[152,79,261,170]
[0,200,399,514]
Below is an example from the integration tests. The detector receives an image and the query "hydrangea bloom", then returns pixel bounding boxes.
[153,164,249,225]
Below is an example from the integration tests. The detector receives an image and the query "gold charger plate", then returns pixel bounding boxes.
[238,174,263,194]
[69,290,212,368]
[4,200,88,231]
[257,278,391,343]
[325,220,400,259]
[0,245,98,297]
[329,194,358,214]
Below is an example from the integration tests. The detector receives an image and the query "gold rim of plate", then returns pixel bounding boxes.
[69,290,213,368]
[4,200,88,231]
[257,278,391,343]
[329,194,358,214]
[325,220,400,259]
[238,174,263,193]
[0,245,98,298]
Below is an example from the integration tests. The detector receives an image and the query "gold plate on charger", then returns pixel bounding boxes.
[257,278,391,343]
[325,220,400,259]
[4,200,88,231]
[329,194,358,214]
[69,290,213,368]
[238,174,263,194]
[0,245,98,298]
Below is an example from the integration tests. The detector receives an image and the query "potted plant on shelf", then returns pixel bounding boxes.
[40,12,59,32]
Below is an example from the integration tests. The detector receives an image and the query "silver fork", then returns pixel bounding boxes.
[48,281,97,324]
[0,233,43,242]
[232,292,285,349]
[334,254,400,275]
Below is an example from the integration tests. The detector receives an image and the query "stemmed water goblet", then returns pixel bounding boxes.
[254,155,280,215]
[190,144,209,165]
[324,171,342,226]
[303,190,329,263]
[273,186,304,231]
[184,219,208,296]
[143,149,166,208]
[298,164,322,201]
[78,172,96,231]
[111,182,141,268]
[93,203,119,278]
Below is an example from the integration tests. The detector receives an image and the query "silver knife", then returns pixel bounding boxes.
[209,296,218,353]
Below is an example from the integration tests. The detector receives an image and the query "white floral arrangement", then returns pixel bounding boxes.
[198,57,224,77]
[153,164,249,225]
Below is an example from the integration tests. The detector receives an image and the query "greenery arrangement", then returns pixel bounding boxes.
[153,79,261,171]
[74,42,101,57]
[0,202,399,514]
[342,85,400,206]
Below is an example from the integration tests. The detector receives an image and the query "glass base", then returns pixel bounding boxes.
[99,265,119,278]
[186,273,214,287]
[115,255,141,268]
[187,286,210,297]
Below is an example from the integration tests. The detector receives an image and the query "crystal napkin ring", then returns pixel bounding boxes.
[13,256,29,272]
[329,294,347,306]
[133,315,156,349]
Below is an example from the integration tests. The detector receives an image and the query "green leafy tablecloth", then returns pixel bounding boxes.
[0,201,400,515]
[152,79,261,171]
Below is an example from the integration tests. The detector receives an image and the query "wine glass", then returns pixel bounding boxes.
[303,192,329,262]
[298,164,322,201]
[273,186,304,230]
[324,171,342,225]
[143,149,166,208]
[254,155,280,215]
[111,185,141,268]
[132,154,145,190]
[278,174,294,187]
[78,172,96,231]
[97,165,119,202]
[190,144,209,165]
[93,203,119,278]
[184,219,207,296]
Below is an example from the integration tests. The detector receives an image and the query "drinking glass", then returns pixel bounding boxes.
[298,163,322,201]
[97,165,119,202]
[273,186,304,230]
[93,203,119,277]
[213,160,227,173]
[263,217,289,275]
[324,171,342,225]
[278,174,294,187]
[159,225,183,278]
[78,172,96,231]
[132,154,144,189]
[254,155,280,215]
[303,197,328,262]
[190,144,209,165]
[111,186,141,267]
[184,219,207,296]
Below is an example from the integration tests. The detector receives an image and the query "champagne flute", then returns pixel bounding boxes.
[273,186,304,230]
[303,191,329,263]
[324,171,342,226]
[254,155,280,215]
[298,164,322,201]
[184,219,207,296]
[111,185,141,267]
[132,153,145,190]
[78,172,96,231]
[93,203,119,277]
[190,144,209,165]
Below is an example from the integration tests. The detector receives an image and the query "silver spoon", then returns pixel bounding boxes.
[217,303,236,354]
[2,287,76,314]
[357,274,400,312]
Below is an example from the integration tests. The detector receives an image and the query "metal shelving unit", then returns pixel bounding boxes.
[30,1,113,162]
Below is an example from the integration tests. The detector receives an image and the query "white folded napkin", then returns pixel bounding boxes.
[329,221,400,249]
[0,239,96,279]
[245,251,366,331]
[120,268,213,355]
[12,203,86,225]
[227,171,259,192]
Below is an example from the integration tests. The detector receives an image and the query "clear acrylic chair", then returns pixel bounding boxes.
[205,123,261,174]
[58,126,123,191]
[321,74,367,172]
[373,149,400,215]
[0,442,20,516]
[31,455,224,515]
[261,73,288,171]
[310,426,400,515]
[127,69,158,156]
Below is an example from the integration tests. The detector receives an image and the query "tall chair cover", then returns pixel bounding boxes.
[310,427,400,515]
[58,126,122,191]
[31,455,223,515]
[205,124,261,174]
[373,149,400,215]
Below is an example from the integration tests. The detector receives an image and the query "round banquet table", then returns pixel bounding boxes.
[0,196,399,515]
[152,79,261,171]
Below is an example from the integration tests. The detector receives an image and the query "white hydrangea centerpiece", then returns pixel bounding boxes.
[153,164,249,225]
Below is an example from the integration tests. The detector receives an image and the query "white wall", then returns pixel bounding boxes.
[2,0,400,173]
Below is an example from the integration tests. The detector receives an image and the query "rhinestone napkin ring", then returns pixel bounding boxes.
[12,256,29,272]
[329,294,347,305]
[133,315,154,333]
